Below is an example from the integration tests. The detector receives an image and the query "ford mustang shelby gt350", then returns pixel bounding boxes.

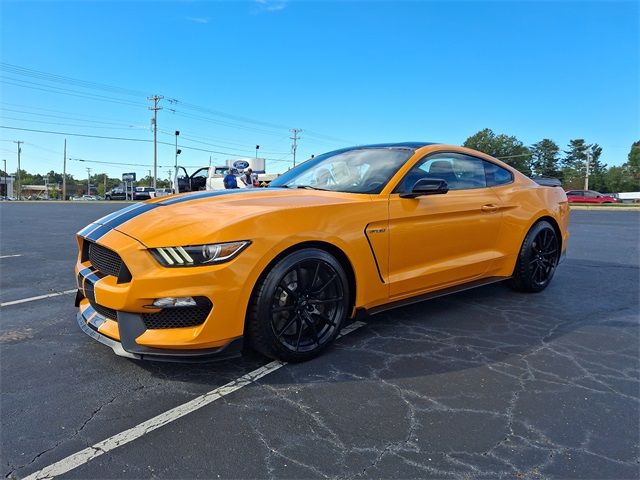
[75,142,569,362]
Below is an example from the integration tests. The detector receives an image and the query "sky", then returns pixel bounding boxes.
[0,0,638,182]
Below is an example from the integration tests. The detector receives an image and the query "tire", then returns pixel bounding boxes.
[508,220,560,293]
[247,248,350,362]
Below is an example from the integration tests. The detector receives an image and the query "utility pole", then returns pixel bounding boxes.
[103,174,107,197]
[584,151,592,190]
[14,141,23,199]
[62,139,67,201]
[86,167,92,195]
[148,95,163,189]
[2,159,6,197]
[290,129,301,167]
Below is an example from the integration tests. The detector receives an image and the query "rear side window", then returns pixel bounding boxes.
[484,161,513,187]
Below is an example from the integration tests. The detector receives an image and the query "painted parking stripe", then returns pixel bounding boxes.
[22,320,367,480]
[0,289,76,307]
[0,254,22,259]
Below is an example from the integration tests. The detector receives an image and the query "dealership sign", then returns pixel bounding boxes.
[122,172,136,182]
[232,160,250,170]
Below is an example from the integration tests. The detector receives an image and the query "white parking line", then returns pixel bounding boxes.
[0,254,22,259]
[0,289,76,307]
[22,321,367,480]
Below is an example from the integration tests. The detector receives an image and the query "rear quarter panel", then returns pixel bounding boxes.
[490,180,569,276]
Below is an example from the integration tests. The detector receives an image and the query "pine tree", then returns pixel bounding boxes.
[562,140,604,190]
[530,139,561,178]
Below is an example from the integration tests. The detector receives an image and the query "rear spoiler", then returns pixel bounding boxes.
[531,177,562,187]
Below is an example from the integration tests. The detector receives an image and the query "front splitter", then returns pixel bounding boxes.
[76,310,244,363]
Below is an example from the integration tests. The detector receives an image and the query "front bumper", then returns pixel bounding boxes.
[74,224,252,360]
[77,292,243,362]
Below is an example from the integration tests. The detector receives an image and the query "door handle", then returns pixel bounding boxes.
[481,204,499,212]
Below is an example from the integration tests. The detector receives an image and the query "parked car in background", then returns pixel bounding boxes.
[154,188,174,197]
[565,190,619,204]
[133,187,155,200]
[106,188,127,201]
[72,195,98,201]
[615,192,640,204]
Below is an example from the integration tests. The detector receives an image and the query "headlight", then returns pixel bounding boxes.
[150,241,251,267]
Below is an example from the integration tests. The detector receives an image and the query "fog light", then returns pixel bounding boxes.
[152,297,197,308]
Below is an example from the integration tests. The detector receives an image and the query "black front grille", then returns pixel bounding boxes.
[142,299,212,330]
[89,299,117,321]
[87,242,131,282]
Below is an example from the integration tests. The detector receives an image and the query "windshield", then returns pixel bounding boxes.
[270,147,415,194]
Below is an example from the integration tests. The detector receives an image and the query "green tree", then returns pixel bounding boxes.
[561,139,604,190]
[627,140,640,186]
[530,139,561,178]
[464,128,532,175]
[603,141,640,193]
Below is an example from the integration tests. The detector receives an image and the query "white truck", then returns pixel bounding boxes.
[173,158,278,194]
[615,192,640,204]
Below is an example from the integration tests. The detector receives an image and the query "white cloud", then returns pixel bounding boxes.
[254,0,288,13]
[185,16,210,24]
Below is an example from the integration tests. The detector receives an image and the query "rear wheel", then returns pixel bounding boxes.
[508,220,559,292]
[247,248,349,362]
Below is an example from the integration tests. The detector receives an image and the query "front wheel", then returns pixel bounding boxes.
[508,220,559,293]
[247,248,350,362]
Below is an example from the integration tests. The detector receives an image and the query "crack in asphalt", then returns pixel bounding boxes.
[4,394,120,479]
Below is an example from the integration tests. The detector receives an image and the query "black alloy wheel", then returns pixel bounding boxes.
[247,248,349,362]
[509,220,560,292]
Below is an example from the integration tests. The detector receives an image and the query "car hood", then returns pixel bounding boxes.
[91,188,368,247]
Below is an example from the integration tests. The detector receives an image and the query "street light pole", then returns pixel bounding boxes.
[2,159,6,198]
[175,131,180,168]
[255,144,260,159]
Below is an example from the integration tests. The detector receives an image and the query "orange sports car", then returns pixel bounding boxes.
[75,142,569,362]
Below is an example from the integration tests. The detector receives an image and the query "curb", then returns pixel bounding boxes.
[570,206,640,211]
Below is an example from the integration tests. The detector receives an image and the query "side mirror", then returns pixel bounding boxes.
[400,178,449,198]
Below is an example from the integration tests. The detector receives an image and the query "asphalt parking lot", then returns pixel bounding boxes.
[1,203,638,479]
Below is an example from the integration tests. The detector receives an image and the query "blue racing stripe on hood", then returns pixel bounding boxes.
[79,203,159,242]
[158,187,285,206]
[79,188,285,242]
[94,202,147,226]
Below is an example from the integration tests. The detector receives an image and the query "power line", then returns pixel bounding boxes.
[1,125,153,143]
[2,116,146,131]
[3,63,352,148]
[158,129,289,155]
[167,109,288,137]
[1,101,147,126]
[2,107,146,128]
[0,126,295,162]
[0,78,146,108]
[0,63,149,97]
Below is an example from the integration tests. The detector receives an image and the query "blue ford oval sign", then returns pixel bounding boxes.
[233,160,250,170]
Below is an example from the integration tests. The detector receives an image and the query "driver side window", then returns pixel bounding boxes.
[396,153,487,193]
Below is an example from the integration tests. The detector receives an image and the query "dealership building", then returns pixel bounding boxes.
[0,175,15,198]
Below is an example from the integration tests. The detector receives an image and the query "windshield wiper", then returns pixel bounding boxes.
[295,185,328,191]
